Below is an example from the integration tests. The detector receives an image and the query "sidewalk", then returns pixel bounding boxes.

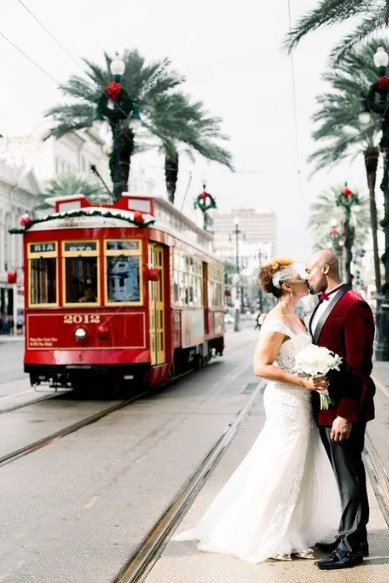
[0,335,24,343]
[369,360,389,487]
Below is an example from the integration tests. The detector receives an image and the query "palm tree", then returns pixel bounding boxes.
[141,92,233,204]
[308,39,386,292]
[308,186,371,282]
[286,0,389,63]
[32,173,110,216]
[45,50,184,200]
[47,173,109,200]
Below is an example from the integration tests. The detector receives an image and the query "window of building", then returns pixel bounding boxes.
[105,240,142,304]
[28,242,57,306]
[63,241,99,305]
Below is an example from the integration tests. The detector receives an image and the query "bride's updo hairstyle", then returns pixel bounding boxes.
[258,257,295,299]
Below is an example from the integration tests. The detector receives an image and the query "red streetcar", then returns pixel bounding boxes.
[16,193,224,391]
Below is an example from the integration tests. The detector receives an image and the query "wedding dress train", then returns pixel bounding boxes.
[173,319,340,562]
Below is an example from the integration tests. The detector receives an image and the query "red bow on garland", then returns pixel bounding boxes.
[378,76,389,92]
[106,82,122,102]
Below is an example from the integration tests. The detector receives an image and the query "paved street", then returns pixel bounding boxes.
[0,339,26,385]
[0,329,260,582]
[0,328,388,583]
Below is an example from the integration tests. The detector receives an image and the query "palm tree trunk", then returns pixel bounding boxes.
[165,151,179,205]
[110,122,135,203]
[364,146,381,293]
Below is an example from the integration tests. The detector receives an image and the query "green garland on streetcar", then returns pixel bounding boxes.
[9,208,155,234]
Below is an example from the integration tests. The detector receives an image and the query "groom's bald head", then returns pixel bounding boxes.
[305,250,341,294]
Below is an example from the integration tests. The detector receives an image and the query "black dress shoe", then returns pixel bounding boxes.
[315,540,339,553]
[316,540,369,557]
[315,549,363,570]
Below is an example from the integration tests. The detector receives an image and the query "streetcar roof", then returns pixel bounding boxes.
[29,197,223,264]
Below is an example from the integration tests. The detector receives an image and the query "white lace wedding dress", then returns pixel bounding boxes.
[173,319,341,562]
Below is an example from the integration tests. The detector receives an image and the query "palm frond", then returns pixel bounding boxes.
[330,13,387,64]
[285,0,374,51]
[308,185,370,249]
[309,39,386,175]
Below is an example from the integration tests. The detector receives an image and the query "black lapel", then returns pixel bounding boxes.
[313,285,349,344]
[309,297,320,337]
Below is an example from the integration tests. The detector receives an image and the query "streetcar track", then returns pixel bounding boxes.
[0,392,148,469]
[0,391,71,414]
[364,432,389,527]
[111,380,264,583]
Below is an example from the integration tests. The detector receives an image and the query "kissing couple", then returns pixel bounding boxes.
[173,250,376,571]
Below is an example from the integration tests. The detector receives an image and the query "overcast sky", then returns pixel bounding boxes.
[0,0,379,263]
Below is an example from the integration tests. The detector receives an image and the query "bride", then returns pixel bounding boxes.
[173,257,340,562]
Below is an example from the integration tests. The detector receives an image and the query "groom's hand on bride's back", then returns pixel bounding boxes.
[330,416,352,442]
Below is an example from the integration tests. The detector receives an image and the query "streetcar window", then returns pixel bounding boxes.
[65,258,98,304]
[173,250,203,307]
[63,240,99,305]
[106,256,140,303]
[106,240,139,251]
[105,240,142,304]
[30,258,57,305]
[208,266,224,308]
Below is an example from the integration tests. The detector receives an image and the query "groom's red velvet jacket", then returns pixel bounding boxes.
[312,289,375,426]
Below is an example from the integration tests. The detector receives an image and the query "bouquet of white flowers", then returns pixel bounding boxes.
[294,345,343,410]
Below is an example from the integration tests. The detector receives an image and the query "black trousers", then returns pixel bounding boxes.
[319,423,369,553]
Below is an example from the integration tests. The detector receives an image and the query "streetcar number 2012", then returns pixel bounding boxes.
[63,315,101,324]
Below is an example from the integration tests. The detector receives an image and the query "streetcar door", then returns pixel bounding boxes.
[203,262,209,335]
[148,244,165,365]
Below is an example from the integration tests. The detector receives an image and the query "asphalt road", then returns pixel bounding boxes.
[0,328,260,583]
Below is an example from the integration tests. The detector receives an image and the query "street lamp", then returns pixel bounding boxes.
[93,53,141,202]
[329,219,344,275]
[365,46,389,360]
[257,248,267,313]
[230,216,244,332]
[336,184,358,287]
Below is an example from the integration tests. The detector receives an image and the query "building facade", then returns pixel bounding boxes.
[0,160,44,322]
[212,208,277,271]
[3,121,110,188]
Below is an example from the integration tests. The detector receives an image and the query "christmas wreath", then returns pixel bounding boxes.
[194,187,217,213]
[336,185,359,208]
[98,82,133,122]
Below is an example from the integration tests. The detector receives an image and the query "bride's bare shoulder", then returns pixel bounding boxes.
[262,308,283,324]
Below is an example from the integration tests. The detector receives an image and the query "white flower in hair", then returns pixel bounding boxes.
[272,265,298,288]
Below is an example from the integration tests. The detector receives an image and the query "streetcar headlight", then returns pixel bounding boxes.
[75,327,87,342]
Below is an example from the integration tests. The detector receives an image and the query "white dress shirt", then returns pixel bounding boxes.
[311,285,344,336]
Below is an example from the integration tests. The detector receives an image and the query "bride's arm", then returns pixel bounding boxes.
[253,332,326,390]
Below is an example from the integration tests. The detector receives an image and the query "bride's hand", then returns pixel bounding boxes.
[301,377,329,391]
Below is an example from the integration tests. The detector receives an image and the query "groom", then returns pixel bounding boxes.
[305,250,375,571]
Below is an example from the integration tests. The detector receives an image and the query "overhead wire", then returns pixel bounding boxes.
[3,2,264,197]
[287,0,303,196]
[0,29,61,85]
[14,0,84,72]
[0,8,132,127]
